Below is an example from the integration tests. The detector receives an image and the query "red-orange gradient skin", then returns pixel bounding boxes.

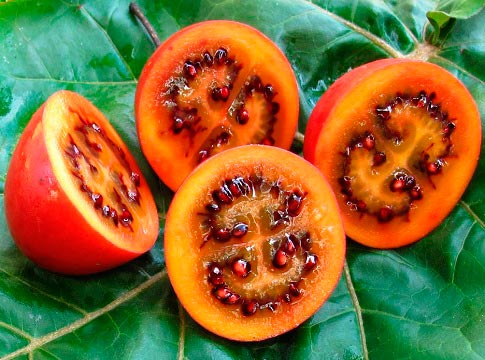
[4,91,159,275]
[304,59,481,248]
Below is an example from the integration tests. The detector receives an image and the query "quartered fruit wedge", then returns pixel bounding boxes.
[4,91,159,275]
[304,59,481,248]
[135,20,299,191]
[165,145,346,341]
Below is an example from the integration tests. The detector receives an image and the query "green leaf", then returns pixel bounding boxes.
[0,0,483,359]
[426,0,484,45]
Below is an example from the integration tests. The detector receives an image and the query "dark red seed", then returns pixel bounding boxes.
[356,200,367,212]
[373,152,387,166]
[208,264,224,286]
[209,273,224,286]
[300,232,311,250]
[211,87,221,101]
[212,187,233,204]
[214,48,228,64]
[390,178,405,192]
[214,228,232,242]
[289,282,301,297]
[427,160,442,174]
[203,52,213,66]
[409,186,423,200]
[120,208,133,226]
[270,184,281,199]
[303,252,318,271]
[232,222,249,238]
[209,263,223,276]
[183,61,197,78]
[91,193,103,209]
[205,203,221,213]
[376,105,391,120]
[363,133,375,150]
[212,285,231,301]
[232,258,251,278]
[241,300,259,316]
[226,180,242,198]
[261,137,275,146]
[216,131,231,146]
[264,84,275,101]
[128,189,140,204]
[131,172,141,187]
[219,86,230,101]
[271,102,280,115]
[110,209,119,226]
[273,249,288,268]
[443,122,456,136]
[251,75,263,92]
[378,206,394,222]
[338,176,352,187]
[287,191,304,216]
[283,235,297,256]
[102,205,111,217]
[224,293,241,305]
[172,117,185,134]
[236,108,249,125]
[282,293,291,303]
[198,150,210,163]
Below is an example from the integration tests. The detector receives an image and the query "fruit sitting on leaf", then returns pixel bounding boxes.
[304,58,481,249]
[135,20,299,191]
[4,90,159,275]
[164,145,346,341]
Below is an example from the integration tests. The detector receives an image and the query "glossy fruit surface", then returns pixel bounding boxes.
[4,90,159,275]
[304,58,481,248]
[135,20,299,191]
[165,145,345,341]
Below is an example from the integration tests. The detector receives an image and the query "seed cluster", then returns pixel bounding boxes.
[206,231,318,316]
[202,175,318,316]
[163,47,280,164]
[339,91,454,222]
[65,115,141,230]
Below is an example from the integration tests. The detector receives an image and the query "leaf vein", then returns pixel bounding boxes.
[177,301,186,360]
[78,5,136,81]
[459,200,485,229]
[0,270,167,360]
[344,261,369,360]
[304,0,404,58]
[0,267,88,316]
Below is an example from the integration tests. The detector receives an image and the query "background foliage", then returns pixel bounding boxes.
[0,0,483,359]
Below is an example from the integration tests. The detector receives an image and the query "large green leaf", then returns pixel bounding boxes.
[0,0,483,359]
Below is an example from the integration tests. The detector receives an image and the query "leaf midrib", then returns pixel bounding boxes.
[0,270,167,359]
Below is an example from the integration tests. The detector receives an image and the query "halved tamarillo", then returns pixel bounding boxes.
[304,59,481,248]
[4,91,159,275]
[165,145,346,341]
[135,20,299,191]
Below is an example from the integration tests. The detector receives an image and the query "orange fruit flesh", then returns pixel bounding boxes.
[136,20,299,191]
[165,145,346,341]
[45,91,159,252]
[307,59,481,248]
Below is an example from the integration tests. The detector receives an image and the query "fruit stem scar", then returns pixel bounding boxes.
[129,2,161,47]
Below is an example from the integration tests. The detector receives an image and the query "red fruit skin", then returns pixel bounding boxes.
[4,104,154,275]
[304,58,406,163]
